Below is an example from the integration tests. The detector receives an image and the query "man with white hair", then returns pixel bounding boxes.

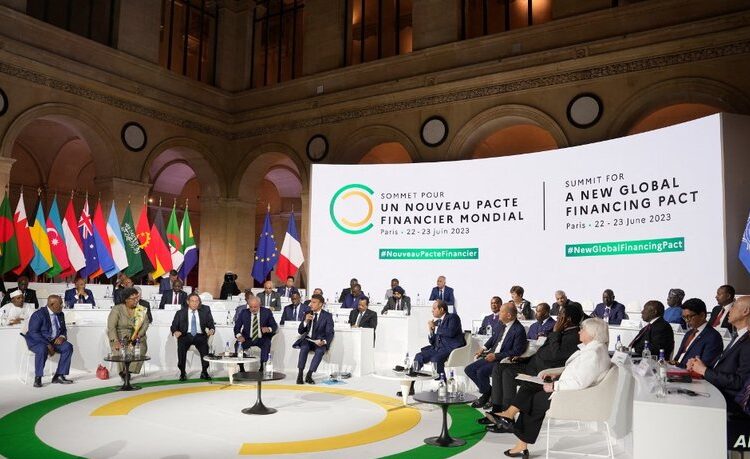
[551,290,571,316]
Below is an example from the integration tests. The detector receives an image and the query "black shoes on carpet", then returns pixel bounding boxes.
[179,372,187,381]
[51,374,73,384]
[503,449,529,458]
[33,376,42,387]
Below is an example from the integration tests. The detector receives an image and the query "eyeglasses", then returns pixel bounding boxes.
[682,312,698,322]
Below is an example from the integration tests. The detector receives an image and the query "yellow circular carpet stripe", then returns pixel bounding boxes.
[90,384,421,455]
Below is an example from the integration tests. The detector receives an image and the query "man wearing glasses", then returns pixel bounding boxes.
[672,298,723,368]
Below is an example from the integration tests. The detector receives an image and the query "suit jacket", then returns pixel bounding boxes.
[159,290,188,309]
[428,312,465,351]
[3,288,39,309]
[294,309,334,349]
[708,304,733,331]
[513,300,534,320]
[159,277,173,295]
[24,306,67,348]
[525,326,581,375]
[429,286,455,305]
[482,320,527,360]
[276,286,299,298]
[591,301,628,325]
[348,308,378,329]
[381,295,411,315]
[527,317,556,340]
[170,306,215,335]
[338,288,352,303]
[705,333,750,403]
[234,307,278,341]
[631,316,675,358]
[63,288,96,307]
[341,292,366,309]
[550,299,572,316]
[257,291,282,311]
[280,302,310,325]
[479,313,501,335]
[675,324,724,368]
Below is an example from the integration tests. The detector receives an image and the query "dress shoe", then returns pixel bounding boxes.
[200,372,211,380]
[503,448,529,458]
[496,415,515,431]
[51,375,73,384]
[179,373,187,381]
[305,373,315,384]
[471,393,490,408]
[33,377,42,388]
[486,424,512,434]
[477,417,494,425]
[119,371,126,381]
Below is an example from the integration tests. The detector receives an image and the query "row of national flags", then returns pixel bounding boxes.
[251,208,304,284]
[0,191,197,281]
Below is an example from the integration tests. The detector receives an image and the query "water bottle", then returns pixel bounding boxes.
[416,293,421,306]
[225,341,231,357]
[120,338,126,358]
[134,338,141,358]
[437,374,447,401]
[0,310,6,326]
[106,286,111,298]
[333,292,338,304]
[655,349,668,398]
[447,370,457,398]
[486,325,492,336]
[265,353,274,378]
[236,340,243,357]
[403,352,411,372]
[615,335,623,352]
[642,340,652,363]
[226,310,232,325]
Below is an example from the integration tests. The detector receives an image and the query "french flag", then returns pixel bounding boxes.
[276,214,304,282]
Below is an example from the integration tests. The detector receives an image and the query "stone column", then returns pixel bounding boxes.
[94,177,152,223]
[215,0,254,91]
[412,0,459,51]
[116,0,162,63]
[302,0,346,75]
[0,157,16,193]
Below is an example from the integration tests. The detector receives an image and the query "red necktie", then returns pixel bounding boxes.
[628,323,651,348]
[676,328,697,360]
[173,293,178,304]
[712,309,725,327]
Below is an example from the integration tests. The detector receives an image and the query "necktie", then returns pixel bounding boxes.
[78,294,84,303]
[356,312,363,326]
[628,323,651,348]
[190,311,197,336]
[266,295,270,308]
[715,333,741,368]
[676,328,697,360]
[285,288,290,297]
[311,313,318,339]
[439,289,443,300]
[292,306,298,320]
[396,299,401,310]
[51,313,60,337]
[173,293,178,304]
[712,308,726,327]
[252,313,260,339]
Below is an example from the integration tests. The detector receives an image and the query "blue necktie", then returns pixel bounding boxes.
[190,311,197,336]
[51,313,60,338]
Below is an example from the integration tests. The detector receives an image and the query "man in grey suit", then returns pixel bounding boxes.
[257,281,282,311]
[381,286,411,315]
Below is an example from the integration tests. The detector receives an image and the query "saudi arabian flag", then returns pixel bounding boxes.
[0,192,19,274]
[120,203,144,278]
[166,205,184,272]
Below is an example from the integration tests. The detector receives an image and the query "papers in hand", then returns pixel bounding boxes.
[515,366,565,385]
[305,337,319,344]
[515,374,545,385]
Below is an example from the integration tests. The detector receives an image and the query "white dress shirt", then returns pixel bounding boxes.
[189,309,203,334]
[493,320,515,353]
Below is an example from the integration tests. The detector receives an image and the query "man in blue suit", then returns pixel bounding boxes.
[673,298,723,368]
[340,283,365,308]
[280,292,309,325]
[63,276,96,308]
[276,276,299,298]
[235,296,278,369]
[24,295,74,387]
[591,289,628,325]
[478,296,502,335]
[527,303,556,340]
[429,276,455,309]
[159,270,180,295]
[293,294,334,384]
[466,302,527,408]
[688,295,750,413]
[414,299,465,376]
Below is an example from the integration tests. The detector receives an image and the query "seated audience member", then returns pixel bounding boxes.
[280,292,309,325]
[293,294,334,384]
[349,297,378,340]
[159,279,188,309]
[663,288,686,329]
[107,287,149,381]
[338,278,358,303]
[688,295,750,414]
[591,289,628,325]
[709,284,735,331]
[1,289,30,325]
[235,296,278,369]
[628,300,675,358]
[234,289,255,323]
[413,300,465,377]
[2,275,39,308]
[510,286,533,320]
[341,283,366,309]
[429,276,455,307]
[527,303,556,340]
[170,293,215,381]
[490,318,611,456]
[276,276,299,298]
[385,278,400,301]
[478,296,503,335]
[381,286,411,315]
[24,295,73,387]
[134,286,153,323]
[219,272,241,300]
[113,276,135,305]
[485,302,583,428]
[159,270,180,295]
[304,288,323,308]
[258,280,282,311]
[64,276,96,308]
[466,302,527,408]
[672,298,723,368]
[550,290,571,316]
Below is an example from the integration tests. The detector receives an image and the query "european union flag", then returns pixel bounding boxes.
[740,211,750,274]
[251,209,278,284]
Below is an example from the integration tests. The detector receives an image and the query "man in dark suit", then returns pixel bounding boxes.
[280,292,310,325]
[466,302,527,408]
[159,270,180,295]
[591,289,628,325]
[341,283,366,309]
[3,276,39,309]
[338,278,358,303]
[159,279,188,309]
[510,286,533,320]
[527,303,556,340]
[673,298,723,368]
[478,296,502,335]
[258,280,282,311]
[293,294,334,384]
[429,276,455,308]
[63,276,96,308]
[414,299,465,376]
[235,296,278,368]
[381,286,411,315]
[688,295,750,414]
[349,297,378,331]
[23,295,74,387]
[170,293,215,380]
[708,284,735,332]
[628,300,675,358]
[113,275,134,305]
[550,290,571,316]
[234,290,255,324]
[303,288,323,308]
[276,276,299,298]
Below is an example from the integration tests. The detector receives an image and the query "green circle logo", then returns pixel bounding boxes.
[329,184,374,234]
